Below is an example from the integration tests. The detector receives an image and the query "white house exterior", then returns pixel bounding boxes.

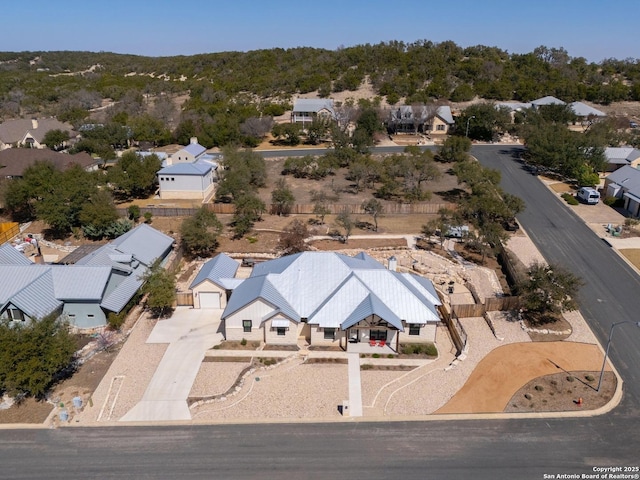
[157,160,218,200]
[190,254,240,309]
[220,252,442,350]
[388,105,455,134]
[604,147,640,172]
[171,139,207,164]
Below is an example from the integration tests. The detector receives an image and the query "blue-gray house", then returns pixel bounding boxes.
[0,224,174,329]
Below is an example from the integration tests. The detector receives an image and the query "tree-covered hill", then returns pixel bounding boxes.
[1,40,639,119]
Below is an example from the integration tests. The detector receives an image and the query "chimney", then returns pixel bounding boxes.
[190,136,198,144]
[31,118,38,129]
[388,256,397,272]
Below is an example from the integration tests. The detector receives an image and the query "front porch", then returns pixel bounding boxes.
[346,341,396,355]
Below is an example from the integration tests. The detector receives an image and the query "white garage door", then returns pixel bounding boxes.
[199,292,221,309]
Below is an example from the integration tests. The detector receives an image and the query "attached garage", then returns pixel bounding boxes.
[199,291,221,309]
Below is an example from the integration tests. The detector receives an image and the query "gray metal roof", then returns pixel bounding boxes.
[183,142,206,157]
[0,243,32,265]
[51,266,111,300]
[531,96,566,106]
[390,105,454,125]
[569,101,606,117]
[606,165,640,196]
[605,147,640,165]
[8,269,62,319]
[190,254,239,289]
[109,224,173,267]
[100,268,145,312]
[222,252,441,329]
[157,161,213,176]
[292,98,335,114]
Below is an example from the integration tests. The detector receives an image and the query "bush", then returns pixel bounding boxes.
[566,375,575,382]
[561,193,579,205]
[107,312,127,331]
[241,338,247,346]
[127,204,141,221]
[400,343,438,356]
[524,393,532,400]
[143,212,153,224]
[372,353,380,358]
[603,196,625,208]
[585,374,595,382]
[534,385,544,392]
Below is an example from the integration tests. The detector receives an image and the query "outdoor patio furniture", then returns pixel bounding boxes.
[379,340,386,347]
[370,340,377,347]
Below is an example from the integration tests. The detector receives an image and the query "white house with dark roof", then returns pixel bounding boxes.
[220,252,442,350]
[388,105,455,134]
[0,224,174,328]
[291,99,335,125]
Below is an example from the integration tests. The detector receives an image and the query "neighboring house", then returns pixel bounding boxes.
[0,149,100,179]
[604,165,640,217]
[0,117,75,150]
[220,252,442,351]
[190,254,242,309]
[603,147,640,172]
[157,158,218,200]
[530,96,566,108]
[0,224,174,328]
[387,105,455,134]
[171,137,207,164]
[291,99,335,125]
[569,101,606,120]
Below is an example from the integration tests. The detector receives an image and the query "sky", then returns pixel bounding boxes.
[1,0,638,63]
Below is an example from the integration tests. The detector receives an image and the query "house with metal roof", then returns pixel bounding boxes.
[604,165,640,217]
[388,105,455,134]
[604,147,640,172]
[291,99,336,125]
[189,254,240,309]
[0,224,174,328]
[0,149,100,179]
[221,252,442,351]
[170,137,207,164]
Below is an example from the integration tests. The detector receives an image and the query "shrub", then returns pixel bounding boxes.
[372,353,380,358]
[240,338,247,346]
[534,385,544,392]
[561,193,579,205]
[127,204,141,221]
[524,393,532,400]
[566,375,575,382]
[585,374,595,382]
[143,212,153,224]
[107,312,127,331]
[361,364,373,370]
[603,196,624,208]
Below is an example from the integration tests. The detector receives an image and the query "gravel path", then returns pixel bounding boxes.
[75,314,166,424]
[189,362,250,398]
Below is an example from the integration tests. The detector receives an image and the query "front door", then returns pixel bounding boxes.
[370,330,387,342]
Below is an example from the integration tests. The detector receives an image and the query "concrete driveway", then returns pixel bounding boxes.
[120,307,223,422]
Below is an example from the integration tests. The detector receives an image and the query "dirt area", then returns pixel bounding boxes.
[310,237,407,250]
[619,248,640,269]
[505,371,616,413]
[436,342,612,414]
[259,157,460,206]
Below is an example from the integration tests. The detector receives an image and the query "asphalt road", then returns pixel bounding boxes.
[1,145,639,480]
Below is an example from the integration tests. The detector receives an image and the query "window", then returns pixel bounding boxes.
[242,320,252,333]
[87,314,94,318]
[276,327,286,336]
[171,177,175,181]
[324,328,336,340]
[436,124,445,131]
[409,324,421,336]
[8,308,25,322]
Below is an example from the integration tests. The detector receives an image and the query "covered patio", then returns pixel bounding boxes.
[346,340,397,355]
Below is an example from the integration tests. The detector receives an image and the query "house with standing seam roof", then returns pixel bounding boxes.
[0,224,174,328]
[219,251,442,351]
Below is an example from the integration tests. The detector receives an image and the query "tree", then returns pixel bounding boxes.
[278,219,310,255]
[232,193,266,238]
[437,136,472,163]
[0,314,76,398]
[335,210,354,243]
[141,260,176,318]
[457,103,511,141]
[180,207,223,258]
[362,198,383,231]
[42,129,70,151]
[108,151,162,200]
[79,190,121,239]
[271,178,295,216]
[271,123,301,146]
[519,262,583,323]
[310,190,335,224]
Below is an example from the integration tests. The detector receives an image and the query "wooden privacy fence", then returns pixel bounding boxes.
[452,296,521,318]
[119,202,456,217]
[175,292,194,307]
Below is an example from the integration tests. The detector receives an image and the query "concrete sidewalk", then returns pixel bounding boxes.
[120,308,222,422]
